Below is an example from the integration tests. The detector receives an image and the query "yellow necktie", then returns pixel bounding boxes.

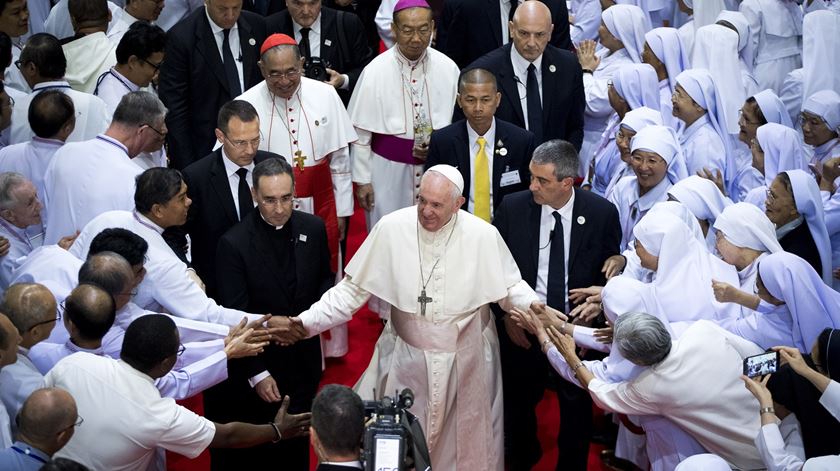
[474,136,491,222]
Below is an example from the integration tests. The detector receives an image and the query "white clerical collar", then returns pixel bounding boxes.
[259,211,285,230]
[221,148,255,178]
[31,136,65,148]
[205,9,238,35]
[33,80,71,91]
[109,66,141,91]
[293,15,321,36]
[510,46,543,80]
[395,46,427,68]
[466,117,496,144]
[541,188,575,221]
[121,9,141,25]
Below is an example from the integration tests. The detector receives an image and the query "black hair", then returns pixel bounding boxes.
[134,168,183,214]
[312,384,365,456]
[29,89,74,138]
[121,314,178,374]
[19,33,66,79]
[115,21,166,64]
[88,228,149,266]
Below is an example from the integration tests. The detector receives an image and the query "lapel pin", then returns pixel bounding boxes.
[249,38,256,46]
[498,147,508,156]
[577,216,586,225]
[497,139,504,147]
[549,64,556,73]
[299,234,308,242]
[325,39,332,46]
[321,116,328,124]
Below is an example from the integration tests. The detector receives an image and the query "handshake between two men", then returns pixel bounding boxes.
[224,315,311,357]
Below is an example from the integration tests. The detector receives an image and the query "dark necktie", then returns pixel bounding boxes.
[508,0,518,21]
[299,27,312,60]
[546,212,566,312]
[222,29,241,97]
[526,63,544,142]
[236,168,252,221]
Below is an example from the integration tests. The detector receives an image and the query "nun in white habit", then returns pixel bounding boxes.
[744,123,807,208]
[801,90,840,174]
[642,27,690,130]
[692,24,754,128]
[672,69,731,178]
[605,106,663,199]
[786,169,834,285]
[667,175,732,252]
[715,11,761,97]
[579,4,650,173]
[590,63,660,195]
[675,0,726,56]
[779,11,840,125]
[609,124,688,250]
[739,0,803,94]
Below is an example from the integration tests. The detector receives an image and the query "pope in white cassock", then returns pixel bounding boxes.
[295,165,540,470]
[349,0,460,229]
[236,33,357,274]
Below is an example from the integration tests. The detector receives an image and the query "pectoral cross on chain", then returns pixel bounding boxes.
[293,150,307,171]
[417,289,433,316]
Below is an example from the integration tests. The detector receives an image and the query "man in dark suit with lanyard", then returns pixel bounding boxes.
[493,139,621,470]
[466,0,584,150]
[158,0,267,169]
[425,67,534,220]
[265,0,373,104]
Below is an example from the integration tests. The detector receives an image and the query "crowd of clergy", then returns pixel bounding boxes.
[0,0,838,469]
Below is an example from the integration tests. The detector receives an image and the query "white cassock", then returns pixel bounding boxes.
[62,32,117,93]
[10,81,110,145]
[739,0,803,94]
[0,217,39,295]
[155,0,204,31]
[94,68,168,169]
[69,210,263,327]
[0,348,44,435]
[580,48,634,174]
[0,137,65,226]
[678,115,727,175]
[43,135,142,244]
[587,320,766,470]
[297,207,539,470]
[349,47,459,228]
[106,9,139,45]
[4,43,29,95]
[45,0,122,41]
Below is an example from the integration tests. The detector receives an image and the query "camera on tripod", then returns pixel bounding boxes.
[304,56,329,82]
[362,388,432,471]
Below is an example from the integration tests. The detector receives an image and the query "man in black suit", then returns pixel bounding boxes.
[210,157,333,470]
[266,0,374,104]
[158,0,267,169]
[425,67,534,220]
[181,100,279,297]
[311,384,365,470]
[493,140,621,471]
[438,0,571,69]
[466,0,584,149]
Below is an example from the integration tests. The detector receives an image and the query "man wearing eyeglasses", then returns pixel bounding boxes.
[236,34,356,281]
[0,387,79,471]
[0,283,57,433]
[181,100,278,298]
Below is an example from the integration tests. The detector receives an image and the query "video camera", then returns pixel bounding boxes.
[362,388,432,471]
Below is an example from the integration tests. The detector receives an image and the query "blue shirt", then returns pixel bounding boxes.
[0,441,51,470]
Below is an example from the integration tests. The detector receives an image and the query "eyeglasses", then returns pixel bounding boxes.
[799,112,828,129]
[142,123,167,138]
[223,132,262,150]
[258,194,295,207]
[265,69,301,81]
[72,415,84,427]
[13,59,26,70]
[177,343,186,356]
[29,309,61,330]
[738,108,762,126]
[141,58,163,71]
[765,187,777,204]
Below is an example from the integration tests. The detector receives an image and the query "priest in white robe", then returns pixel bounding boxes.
[296,165,540,470]
[61,0,117,93]
[348,0,459,229]
[0,173,49,294]
[237,33,357,273]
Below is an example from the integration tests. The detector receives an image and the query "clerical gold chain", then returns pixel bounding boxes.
[417,214,459,296]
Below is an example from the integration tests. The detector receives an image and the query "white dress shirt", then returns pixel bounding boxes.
[500,0,511,44]
[94,67,140,116]
[465,118,496,215]
[46,353,217,470]
[292,15,351,89]
[221,149,255,218]
[509,46,543,131]
[205,9,244,94]
[535,190,574,312]
[0,348,44,435]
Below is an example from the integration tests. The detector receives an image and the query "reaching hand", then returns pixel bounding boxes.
[822,156,840,186]
[0,236,10,257]
[698,168,726,197]
[547,326,577,360]
[255,376,282,403]
[594,326,613,344]
[224,317,270,359]
[355,184,375,211]
[568,286,602,305]
[58,231,80,250]
[576,40,601,71]
[266,316,308,346]
[711,280,740,303]
[601,255,625,279]
[504,312,532,349]
[273,395,312,439]
[531,302,568,327]
[568,300,601,323]
[740,374,774,408]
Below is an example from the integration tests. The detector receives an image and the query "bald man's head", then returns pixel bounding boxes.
[17,387,78,454]
[64,283,116,342]
[1,283,57,339]
[510,0,553,62]
[78,252,134,309]
[458,67,497,94]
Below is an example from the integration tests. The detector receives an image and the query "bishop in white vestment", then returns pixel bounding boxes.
[297,166,539,470]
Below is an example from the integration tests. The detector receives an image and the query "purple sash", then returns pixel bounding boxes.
[371,133,425,165]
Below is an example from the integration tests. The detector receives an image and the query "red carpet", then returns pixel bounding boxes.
[168,205,608,471]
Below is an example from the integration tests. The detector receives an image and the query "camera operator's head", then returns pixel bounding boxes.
[259,34,304,100]
[311,384,364,463]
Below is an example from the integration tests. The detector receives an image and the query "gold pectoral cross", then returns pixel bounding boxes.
[293,150,307,171]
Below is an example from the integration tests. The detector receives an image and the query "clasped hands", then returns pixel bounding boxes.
[508,303,577,359]
[264,315,309,346]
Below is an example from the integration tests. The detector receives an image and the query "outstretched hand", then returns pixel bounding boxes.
[273,395,312,439]
[266,316,309,346]
[576,40,600,71]
[601,255,625,279]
